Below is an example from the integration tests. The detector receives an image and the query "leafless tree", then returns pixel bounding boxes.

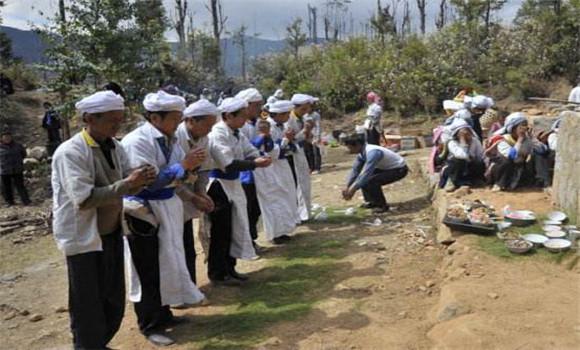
[416,0,426,34]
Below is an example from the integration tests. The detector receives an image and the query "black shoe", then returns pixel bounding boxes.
[372,206,390,214]
[210,275,242,286]
[360,202,376,209]
[272,237,287,245]
[229,270,249,281]
[146,333,175,347]
[279,235,292,241]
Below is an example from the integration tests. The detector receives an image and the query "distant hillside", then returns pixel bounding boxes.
[0,25,286,76]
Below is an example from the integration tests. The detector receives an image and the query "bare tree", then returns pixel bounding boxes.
[416,0,426,35]
[286,18,307,59]
[232,25,248,81]
[307,4,318,44]
[435,0,447,30]
[323,16,330,41]
[401,1,411,37]
[59,0,66,23]
[173,0,188,60]
[206,0,227,72]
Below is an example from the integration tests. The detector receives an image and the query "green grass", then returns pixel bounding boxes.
[176,217,359,349]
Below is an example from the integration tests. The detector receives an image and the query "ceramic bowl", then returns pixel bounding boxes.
[547,211,567,222]
[543,225,561,232]
[543,220,562,226]
[505,239,533,254]
[545,230,567,239]
[522,234,549,246]
[543,239,572,253]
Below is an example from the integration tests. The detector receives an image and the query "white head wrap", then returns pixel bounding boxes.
[219,97,248,114]
[143,90,186,112]
[291,93,314,105]
[443,100,464,111]
[76,91,125,115]
[269,100,294,114]
[235,88,263,103]
[447,118,472,137]
[183,99,219,119]
[274,89,284,98]
[495,112,527,135]
[470,95,494,110]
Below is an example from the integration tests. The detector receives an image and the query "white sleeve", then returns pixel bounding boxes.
[548,134,558,151]
[208,133,235,171]
[121,135,160,172]
[53,147,94,209]
[447,140,470,160]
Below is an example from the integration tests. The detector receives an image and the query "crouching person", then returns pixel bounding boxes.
[121,91,207,346]
[51,91,157,350]
[342,134,408,214]
[439,119,485,192]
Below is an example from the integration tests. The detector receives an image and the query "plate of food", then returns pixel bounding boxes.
[505,210,536,226]
[469,207,494,226]
[505,239,534,254]
[447,205,468,223]
[522,233,549,246]
[545,230,567,239]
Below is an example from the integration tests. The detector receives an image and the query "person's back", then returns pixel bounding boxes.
[364,144,406,170]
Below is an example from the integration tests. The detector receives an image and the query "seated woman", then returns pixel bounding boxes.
[486,113,551,191]
[438,119,485,192]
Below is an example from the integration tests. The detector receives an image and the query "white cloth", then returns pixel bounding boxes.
[75,91,125,115]
[240,121,257,141]
[285,113,312,221]
[235,88,263,103]
[219,97,248,114]
[274,89,284,98]
[291,93,314,105]
[548,133,558,151]
[253,120,298,240]
[143,90,186,112]
[175,122,211,220]
[121,122,205,306]
[183,99,219,119]
[365,103,383,133]
[494,112,527,135]
[443,100,464,111]
[470,95,494,109]
[568,86,580,103]
[208,121,259,259]
[51,132,130,256]
[269,100,294,114]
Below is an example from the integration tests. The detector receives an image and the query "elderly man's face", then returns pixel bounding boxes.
[294,103,312,117]
[86,110,125,139]
[246,101,263,119]
[151,111,183,137]
[185,115,217,138]
[272,112,291,124]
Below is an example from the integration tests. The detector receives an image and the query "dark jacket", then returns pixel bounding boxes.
[0,142,27,175]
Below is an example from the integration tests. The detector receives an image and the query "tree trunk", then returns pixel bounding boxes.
[175,0,188,60]
[59,0,66,23]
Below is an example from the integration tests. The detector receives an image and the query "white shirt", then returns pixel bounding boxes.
[51,132,130,256]
[568,86,580,103]
[447,138,484,161]
[208,121,260,171]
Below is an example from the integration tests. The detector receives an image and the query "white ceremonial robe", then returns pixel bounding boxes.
[208,121,258,260]
[254,121,298,240]
[285,112,312,221]
[121,122,205,306]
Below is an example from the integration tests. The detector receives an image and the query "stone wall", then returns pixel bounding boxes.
[553,111,580,222]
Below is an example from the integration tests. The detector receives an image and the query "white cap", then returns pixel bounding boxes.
[183,99,219,119]
[268,100,294,114]
[143,90,186,112]
[219,97,248,114]
[75,91,125,115]
[235,88,263,103]
[291,93,314,105]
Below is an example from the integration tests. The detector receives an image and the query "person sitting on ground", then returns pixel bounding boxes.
[488,110,508,138]
[342,134,408,214]
[486,112,551,191]
[42,102,62,156]
[445,95,494,140]
[0,130,31,206]
[438,119,485,192]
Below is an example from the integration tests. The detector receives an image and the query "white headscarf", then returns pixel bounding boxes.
[75,91,125,115]
[447,118,472,137]
[291,93,314,105]
[469,95,494,110]
[183,99,219,119]
[235,88,263,103]
[494,112,527,135]
[219,97,248,114]
[269,100,294,114]
[274,89,284,98]
[443,100,464,111]
[143,90,186,112]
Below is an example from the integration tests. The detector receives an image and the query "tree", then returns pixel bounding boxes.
[286,19,308,59]
[370,1,396,45]
[307,4,318,43]
[173,0,188,60]
[0,1,13,66]
[207,0,227,72]
[232,25,248,82]
[435,0,448,30]
[416,0,427,34]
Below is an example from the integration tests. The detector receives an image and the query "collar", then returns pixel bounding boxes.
[81,129,99,148]
[145,121,176,145]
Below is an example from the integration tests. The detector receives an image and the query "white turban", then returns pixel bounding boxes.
[143,90,186,112]
[219,97,248,114]
[470,95,494,110]
[76,91,125,115]
[443,100,464,111]
[269,100,294,114]
[183,99,219,119]
[495,112,527,135]
[291,93,314,105]
[274,89,284,98]
[235,88,263,103]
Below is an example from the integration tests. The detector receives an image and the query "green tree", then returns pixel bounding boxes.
[286,18,308,59]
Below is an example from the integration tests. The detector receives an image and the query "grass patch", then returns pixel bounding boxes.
[180,229,354,349]
[310,206,371,225]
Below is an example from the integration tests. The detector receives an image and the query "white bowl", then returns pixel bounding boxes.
[543,220,562,226]
[522,234,549,246]
[547,211,567,222]
[545,230,567,239]
[543,225,561,232]
[544,239,572,253]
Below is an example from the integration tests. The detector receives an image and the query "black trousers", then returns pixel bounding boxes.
[304,142,322,172]
[183,219,196,284]
[66,230,125,349]
[444,158,485,187]
[490,154,547,190]
[207,181,237,280]
[361,166,408,207]
[242,183,261,241]
[1,174,30,205]
[126,218,172,335]
[286,155,298,186]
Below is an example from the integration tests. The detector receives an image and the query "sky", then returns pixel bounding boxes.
[2,0,524,41]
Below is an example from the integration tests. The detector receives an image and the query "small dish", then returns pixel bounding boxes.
[543,225,561,232]
[544,239,572,253]
[547,211,567,222]
[522,234,549,246]
[543,220,562,226]
[505,239,533,254]
[545,230,567,239]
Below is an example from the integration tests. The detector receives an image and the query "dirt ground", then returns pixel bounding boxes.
[0,91,578,350]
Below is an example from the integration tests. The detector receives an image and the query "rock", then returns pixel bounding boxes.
[55,306,68,313]
[426,280,436,288]
[436,302,470,322]
[526,108,543,116]
[27,146,48,161]
[448,268,466,281]
[419,286,427,292]
[4,310,17,320]
[553,112,580,225]
[23,158,40,170]
[398,311,408,318]
[7,324,19,330]
[20,310,30,316]
[28,314,43,322]
[487,293,499,300]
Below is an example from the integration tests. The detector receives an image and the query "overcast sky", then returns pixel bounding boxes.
[2,0,524,41]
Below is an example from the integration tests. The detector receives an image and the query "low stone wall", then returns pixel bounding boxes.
[553,111,580,222]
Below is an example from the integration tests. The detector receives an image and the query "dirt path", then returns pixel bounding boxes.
[1,146,578,350]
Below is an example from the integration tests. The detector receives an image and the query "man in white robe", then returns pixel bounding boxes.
[207,97,272,285]
[121,91,206,346]
[52,91,156,349]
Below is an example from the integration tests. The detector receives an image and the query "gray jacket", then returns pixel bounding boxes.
[0,142,26,175]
